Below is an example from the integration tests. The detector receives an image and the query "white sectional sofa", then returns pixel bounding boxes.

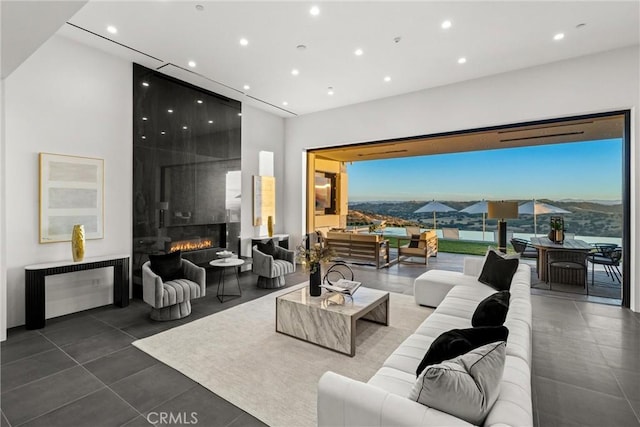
[318,257,533,427]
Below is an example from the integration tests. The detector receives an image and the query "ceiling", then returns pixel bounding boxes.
[312,114,625,162]
[52,1,639,117]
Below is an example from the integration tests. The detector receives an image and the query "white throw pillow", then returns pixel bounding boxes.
[408,341,506,425]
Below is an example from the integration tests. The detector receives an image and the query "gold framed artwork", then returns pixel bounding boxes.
[39,153,104,243]
[253,175,275,226]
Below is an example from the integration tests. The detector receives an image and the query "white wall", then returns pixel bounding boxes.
[285,46,640,311]
[240,105,285,256]
[4,35,133,328]
[1,76,7,340]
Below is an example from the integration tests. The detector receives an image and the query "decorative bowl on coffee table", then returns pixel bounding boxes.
[216,250,234,262]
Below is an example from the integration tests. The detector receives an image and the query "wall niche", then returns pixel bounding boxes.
[132,64,241,297]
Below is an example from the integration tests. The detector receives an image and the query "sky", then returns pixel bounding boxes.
[347,139,622,202]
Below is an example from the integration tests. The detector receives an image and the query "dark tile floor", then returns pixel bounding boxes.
[1,253,638,426]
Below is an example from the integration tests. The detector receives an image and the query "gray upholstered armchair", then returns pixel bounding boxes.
[252,244,296,288]
[142,258,206,321]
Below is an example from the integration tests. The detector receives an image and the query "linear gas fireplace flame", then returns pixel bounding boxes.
[169,238,214,253]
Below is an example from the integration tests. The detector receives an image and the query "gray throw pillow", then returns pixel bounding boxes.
[408,341,506,425]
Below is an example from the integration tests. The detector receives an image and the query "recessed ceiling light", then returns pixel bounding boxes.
[167,109,174,113]
[282,101,288,106]
[161,131,166,135]
[243,84,250,90]
[441,20,452,29]
[195,4,204,11]
[328,90,334,96]
[107,25,118,34]
[240,38,249,46]
[354,48,364,56]
[188,61,196,68]
[142,117,148,121]
[291,69,300,76]
[310,6,320,16]
[182,126,188,130]
[384,76,391,82]
[576,23,587,29]
[141,135,146,139]
[208,120,213,124]
[297,44,307,51]
[142,82,149,87]
[238,112,242,117]
[196,99,203,104]
[457,57,467,64]
[553,33,565,41]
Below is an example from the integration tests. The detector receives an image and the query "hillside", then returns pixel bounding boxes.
[348,200,623,237]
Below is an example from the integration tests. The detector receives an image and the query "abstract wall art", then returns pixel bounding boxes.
[39,153,104,243]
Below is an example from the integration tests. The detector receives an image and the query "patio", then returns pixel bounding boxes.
[369,248,622,304]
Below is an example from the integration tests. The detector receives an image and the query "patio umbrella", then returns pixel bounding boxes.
[460,200,488,241]
[518,198,571,236]
[414,200,457,230]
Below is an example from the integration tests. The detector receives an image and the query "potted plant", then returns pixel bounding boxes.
[550,217,564,243]
[296,232,334,296]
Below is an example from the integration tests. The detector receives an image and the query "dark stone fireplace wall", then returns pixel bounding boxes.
[132,64,241,297]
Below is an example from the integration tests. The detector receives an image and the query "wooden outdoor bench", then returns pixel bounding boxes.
[325,231,390,269]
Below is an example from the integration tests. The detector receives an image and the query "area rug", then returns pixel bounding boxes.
[133,283,432,427]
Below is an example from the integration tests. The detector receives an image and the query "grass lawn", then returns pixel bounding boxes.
[438,240,516,256]
[386,236,515,256]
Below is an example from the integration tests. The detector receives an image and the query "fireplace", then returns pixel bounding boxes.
[168,237,214,253]
[163,223,227,266]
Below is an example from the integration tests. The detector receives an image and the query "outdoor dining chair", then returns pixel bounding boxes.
[546,250,589,294]
[510,238,538,259]
[588,244,622,285]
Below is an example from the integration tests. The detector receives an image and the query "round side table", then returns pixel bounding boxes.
[209,258,245,303]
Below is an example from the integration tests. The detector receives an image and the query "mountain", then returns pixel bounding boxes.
[347,199,623,237]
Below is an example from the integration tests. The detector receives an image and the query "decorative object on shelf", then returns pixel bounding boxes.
[71,224,85,262]
[39,153,104,243]
[549,216,564,244]
[158,201,169,228]
[296,232,334,297]
[267,215,274,237]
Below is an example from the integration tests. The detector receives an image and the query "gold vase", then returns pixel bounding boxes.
[71,224,85,262]
[267,215,274,237]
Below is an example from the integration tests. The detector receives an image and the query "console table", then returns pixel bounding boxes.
[25,255,130,329]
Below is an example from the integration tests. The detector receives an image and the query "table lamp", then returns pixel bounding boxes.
[487,201,519,253]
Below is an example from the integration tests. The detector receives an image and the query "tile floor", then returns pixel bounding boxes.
[1,253,638,426]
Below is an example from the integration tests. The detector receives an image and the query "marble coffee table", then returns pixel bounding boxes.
[275,285,389,356]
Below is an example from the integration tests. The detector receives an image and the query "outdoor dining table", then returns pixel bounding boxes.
[530,236,593,282]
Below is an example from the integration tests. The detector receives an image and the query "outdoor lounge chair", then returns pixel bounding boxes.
[398,230,438,265]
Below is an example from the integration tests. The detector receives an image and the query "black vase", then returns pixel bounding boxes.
[309,268,322,296]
